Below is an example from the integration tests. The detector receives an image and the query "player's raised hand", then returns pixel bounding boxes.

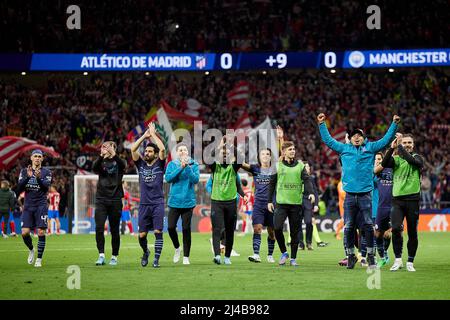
[317,113,326,124]
[393,115,401,124]
[267,203,274,213]
[395,132,403,145]
[106,144,116,158]
[313,205,319,213]
[391,138,398,149]
[143,125,152,139]
[148,122,157,137]
[27,165,33,177]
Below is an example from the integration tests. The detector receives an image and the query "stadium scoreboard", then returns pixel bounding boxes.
[1,48,449,71]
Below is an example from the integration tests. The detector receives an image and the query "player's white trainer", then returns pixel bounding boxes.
[248,254,261,263]
[2,234,8,239]
[183,257,190,265]
[267,255,275,263]
[34,258,42,268]
[173,247,181,263]
[390,258,403,271]
[406,262,416,272]
[27,249,35,264]
[230,249,240,257]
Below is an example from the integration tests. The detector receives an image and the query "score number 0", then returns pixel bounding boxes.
[324,52,337,68]
[220,53,233,69]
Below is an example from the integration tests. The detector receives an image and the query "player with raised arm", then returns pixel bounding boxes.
[209,135,246,265]
[165,142,200,265]
[92,141,126,266]
[382,133,423,272]
[17,150,52,267]
[131,122,167,268]
[317,113,399,269]
[267,141,315,267]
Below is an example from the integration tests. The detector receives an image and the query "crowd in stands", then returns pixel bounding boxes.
[1,1,448,53]
[1,67,449,214]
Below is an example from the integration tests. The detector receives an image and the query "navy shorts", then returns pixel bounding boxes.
[252,204,274,228]
[375,207,391,232]
[22,205,48,229]
[138,203,165,232]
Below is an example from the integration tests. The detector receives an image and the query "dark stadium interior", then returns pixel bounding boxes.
[0,0,448,52]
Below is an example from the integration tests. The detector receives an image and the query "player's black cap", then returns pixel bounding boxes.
[349,128,365,138]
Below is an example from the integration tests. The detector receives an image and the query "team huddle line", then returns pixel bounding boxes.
[12,113,423,271]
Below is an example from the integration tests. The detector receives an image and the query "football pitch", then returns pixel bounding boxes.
[1,232,450,300]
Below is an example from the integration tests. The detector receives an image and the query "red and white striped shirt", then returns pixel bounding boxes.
[239,187,254,212]
[48,191,60,211]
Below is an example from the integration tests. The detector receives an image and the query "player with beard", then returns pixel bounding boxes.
[131,123,167,268]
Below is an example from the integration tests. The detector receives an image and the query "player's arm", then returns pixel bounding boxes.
[276,125,285,158]
[374,164,384,174]
[369,115,400,152]
[36,169,51,192]
[17,168,31,193]
[267,173,277,212]
[131,125,153,162]
[186,161,200,184]
[92,154,105,174]
[236,175,245,199]
[165,161,184,183]
[148,122,166,160]
[241,162,252,172]
[301,168,315,204]
[317,113,345,153]
[107,145,126,173]
[381,146,395,168]
[397,145,424,169]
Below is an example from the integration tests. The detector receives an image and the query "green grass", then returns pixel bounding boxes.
[1,232,450,300]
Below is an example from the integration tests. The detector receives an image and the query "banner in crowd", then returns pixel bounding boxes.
[0,136,60,170]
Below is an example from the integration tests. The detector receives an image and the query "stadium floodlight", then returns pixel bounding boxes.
[205,71,209,75]
[21,71,26,75]
[389,68,395,72]
[330,69,336,73]
[83,72,88,76]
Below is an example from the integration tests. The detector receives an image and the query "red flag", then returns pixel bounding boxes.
[0,136,60,170]
[227,81,250,107]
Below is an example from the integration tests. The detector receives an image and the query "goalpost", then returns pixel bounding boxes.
[73,173,251,234]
